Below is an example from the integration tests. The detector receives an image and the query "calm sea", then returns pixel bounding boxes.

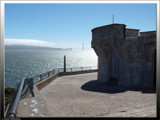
[5,49,98,88]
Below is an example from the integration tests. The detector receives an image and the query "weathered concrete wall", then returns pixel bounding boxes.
[125,28,139,38]
[36,73,59,90]
[91,24,156,87]
[111,48,120,79]
[142,41,156,87]
[140,31,156,37]
[92,24,126,40]
[92,24,126,84]
[36,70,98,90]
[123,37,144,87]
[59,69,98,76]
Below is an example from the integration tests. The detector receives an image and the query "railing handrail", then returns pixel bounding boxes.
[8,77,26,117]
[66,66,97,69]
[31,66,98,80]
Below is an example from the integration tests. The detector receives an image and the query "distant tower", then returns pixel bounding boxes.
[112,14,114,24]
[82,43,84,51]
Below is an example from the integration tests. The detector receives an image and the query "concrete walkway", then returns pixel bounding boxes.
[40,72,156,117]
[17,85,48,117]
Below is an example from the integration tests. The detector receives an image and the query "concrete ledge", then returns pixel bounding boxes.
[36,73,59,90]
[59,69,98,76]
[35,70,98,90]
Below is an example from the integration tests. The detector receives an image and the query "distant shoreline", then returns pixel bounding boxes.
[5,45,72,51]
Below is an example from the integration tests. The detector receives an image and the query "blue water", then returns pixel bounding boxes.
[5,49,98,88]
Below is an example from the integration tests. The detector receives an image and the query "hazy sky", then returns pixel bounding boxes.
[5,3,156,49]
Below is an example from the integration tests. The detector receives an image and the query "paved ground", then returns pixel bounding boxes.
[17,86,48,117]
[39,72,156,117]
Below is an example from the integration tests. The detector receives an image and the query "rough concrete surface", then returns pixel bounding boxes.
[91,24,156,87]
[40,72,156,117]
[17,86,48,117]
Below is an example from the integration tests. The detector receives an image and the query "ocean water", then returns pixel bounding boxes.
[5,49,98,88]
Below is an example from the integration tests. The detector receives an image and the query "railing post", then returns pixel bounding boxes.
[27,78,34,97]
[52,70,54,74]
[71,68,72,72]
[64,55,66,72]
[40,74,42,81]
[48,72,50,77]
[81,67,83,71]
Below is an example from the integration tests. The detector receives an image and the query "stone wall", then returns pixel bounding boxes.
[91,24,156,87]
[140,31,156,37]
[125,28,139,38]
[111,48,120,79]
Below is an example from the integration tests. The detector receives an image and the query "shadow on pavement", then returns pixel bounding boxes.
[81,80,156,94]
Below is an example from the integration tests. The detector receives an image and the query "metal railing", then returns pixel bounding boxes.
[32,66,98,84]
[8,77,26,117]
[7,66,97,117]
[7,77,35,117]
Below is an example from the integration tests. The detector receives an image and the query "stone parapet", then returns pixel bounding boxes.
[125,28,140,38]
[92,24,126,41]
[140,31,156,37]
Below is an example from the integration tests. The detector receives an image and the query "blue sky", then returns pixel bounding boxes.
[5,3,156,49]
